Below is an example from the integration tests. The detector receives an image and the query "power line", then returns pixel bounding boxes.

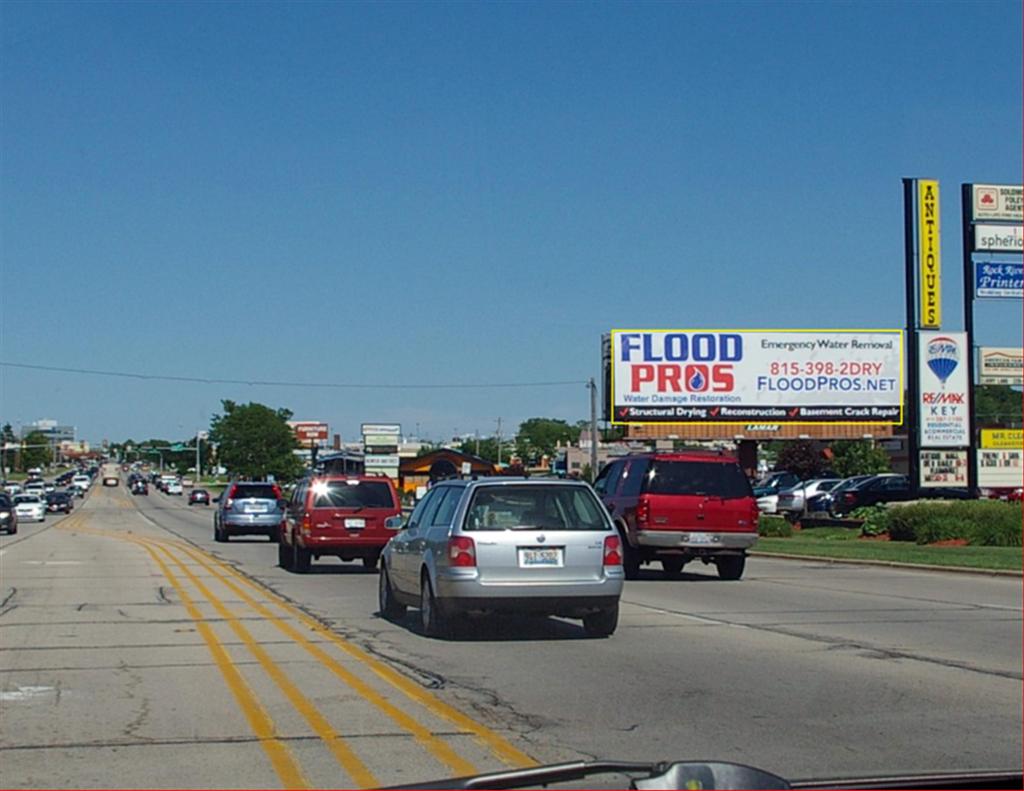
[0,361,587,391]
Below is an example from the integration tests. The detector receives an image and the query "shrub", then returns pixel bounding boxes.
[886,501,1022,546]
[759,515,793,537]
[852,504,889,536]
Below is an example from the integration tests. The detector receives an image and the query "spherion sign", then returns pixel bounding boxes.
[610,329,902,425]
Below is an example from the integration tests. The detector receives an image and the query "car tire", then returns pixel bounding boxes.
[379,567,406,621]
[716,554,746,581]
[661,557,685,578]
[214,522,227,543]
[622,543,641,581]
[583,603,619,637]
[293,543,311,573]
[419,574,448,638]
[362,554,379,571]
[277,538,293,569]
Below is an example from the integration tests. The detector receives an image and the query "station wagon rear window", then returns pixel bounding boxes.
[464,485,609,531]
[312,481,395,508]
[231,484,278,500]
[642,461,752,499]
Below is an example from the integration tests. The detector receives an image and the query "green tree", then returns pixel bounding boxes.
[829,440,892,477]
[1,423,16,476]
[209,400,303,481]
[774,439,824,480]
[975,385,1023,428]
[514,418,580,463]
[21,431,53,470]
[457,437,502,463]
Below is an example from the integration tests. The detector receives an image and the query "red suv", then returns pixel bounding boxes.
[279,474,403,573]
[595,452,759,580]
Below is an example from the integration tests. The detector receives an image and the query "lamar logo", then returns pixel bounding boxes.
[922,392,965,405]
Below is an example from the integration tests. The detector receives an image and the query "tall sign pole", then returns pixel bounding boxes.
[902,178,921,498]
[960,184,979,493]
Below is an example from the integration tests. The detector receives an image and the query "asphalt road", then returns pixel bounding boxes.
[2,474,1020,788]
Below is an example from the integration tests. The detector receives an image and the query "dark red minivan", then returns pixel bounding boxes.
[279,474,403,573]
[595,452,759,580]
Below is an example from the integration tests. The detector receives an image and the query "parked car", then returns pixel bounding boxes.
[807,475,875,515]
[280,474,402,571]
[189,488,210,506]
[775,478,842,520]
[45,492,74,514]
[595,451,758,580]
[0,494,17,534]
[13,494,46,523]
[214,481,286,542]
[379,478,624,638]
[752,471,802,498]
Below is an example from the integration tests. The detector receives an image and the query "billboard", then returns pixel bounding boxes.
[980,429,1023,450]
[920,450,968,487]
[979,347,1023,385]
[610,330,903,425]
[974,223,1023,253]
[978,450,1023,489]
[971,184,1024,222]
[362,423,401,479]
[918,332,970,447]
[290,422,329,443]
[975,262,1023,299]
[918,180,941,329]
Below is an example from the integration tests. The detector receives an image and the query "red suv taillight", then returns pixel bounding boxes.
[603,535,622,566]
[448,536,476,567]
[271,484,282,500]
[636,496,650,526]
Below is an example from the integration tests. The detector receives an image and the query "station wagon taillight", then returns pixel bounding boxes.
[448,536,476,567]
[603,535,622,566]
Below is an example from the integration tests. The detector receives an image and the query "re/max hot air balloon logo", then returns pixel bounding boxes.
[925,336,960,389]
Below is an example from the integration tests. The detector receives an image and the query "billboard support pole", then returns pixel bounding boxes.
[961,183,978,493]
[903,178,920,499]
[589,377,598,482]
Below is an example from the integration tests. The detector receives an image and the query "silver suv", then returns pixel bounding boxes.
[379,478,624,638]
[214,481,285,542]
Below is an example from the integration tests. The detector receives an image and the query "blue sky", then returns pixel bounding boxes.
[1,1,1021,445]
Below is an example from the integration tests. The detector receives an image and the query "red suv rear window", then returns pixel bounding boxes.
[311,481,395,509]
[642,460,752,499]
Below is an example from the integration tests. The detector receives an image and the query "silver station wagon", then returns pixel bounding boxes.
[379,478,624,638]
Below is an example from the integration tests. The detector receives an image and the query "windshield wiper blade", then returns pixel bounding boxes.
[379,760,659,790]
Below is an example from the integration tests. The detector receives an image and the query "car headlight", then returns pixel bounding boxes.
[0,511,9,519]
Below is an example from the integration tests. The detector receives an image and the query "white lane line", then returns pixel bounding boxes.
[627,603,750,629]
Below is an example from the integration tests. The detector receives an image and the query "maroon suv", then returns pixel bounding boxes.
[595,451,759,580]
[279,474,403,573]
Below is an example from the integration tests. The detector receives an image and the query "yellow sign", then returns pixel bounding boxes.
[980,428,1023,450]
[918,179,941,329]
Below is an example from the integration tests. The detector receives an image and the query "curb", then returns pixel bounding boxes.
[749,551,1022,577]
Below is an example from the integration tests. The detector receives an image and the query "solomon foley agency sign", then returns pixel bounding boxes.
[918,332,970,448]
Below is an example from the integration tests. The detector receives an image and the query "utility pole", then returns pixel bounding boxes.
[496,417,502,466]
[589,378,598,482]
[195,431,201,482]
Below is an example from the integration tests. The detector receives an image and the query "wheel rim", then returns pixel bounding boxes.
[421,580,431,630]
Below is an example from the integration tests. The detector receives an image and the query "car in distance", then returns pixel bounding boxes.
[23,480,47,499]
[189,488,210,506]
[807,474,875,515]
[102,475,119,486]
[280,474,402,572]
[13,494,46,523]
[131,479,149,495]
[71,474,91,492]
[214,481,286,542]
[776,478,841,520]
[166,480,183,495]
[45,492,74,514]
[596,451,758,580]
[0,494,17,534]
[379,478,623,638]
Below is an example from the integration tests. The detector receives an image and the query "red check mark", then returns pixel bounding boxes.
[618,408,630,418]
[709,407,721,418]
[789,407,800,417]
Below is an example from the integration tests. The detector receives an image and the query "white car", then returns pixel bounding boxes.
[3,483,22,496]
[756,493,780,514]
[166,481,183,495]
[13,494,46,523]
[776,479,842,517]
[23,482,46,499]
[72,475,91,491]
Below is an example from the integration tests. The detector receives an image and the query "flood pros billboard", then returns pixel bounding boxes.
[610,330,903,425]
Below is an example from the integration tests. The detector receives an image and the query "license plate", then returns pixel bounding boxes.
[244,503,268,513]
[518,547,564,567]
[687,532,717,545]
[345,518,366,529]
